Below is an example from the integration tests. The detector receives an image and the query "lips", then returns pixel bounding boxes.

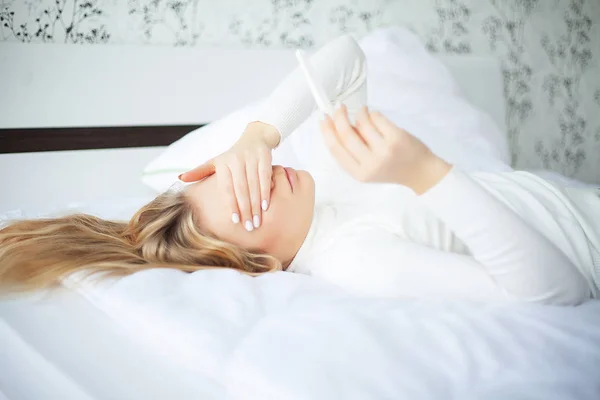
[284,167,296,192]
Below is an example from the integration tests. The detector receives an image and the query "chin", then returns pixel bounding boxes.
[297,169,313,181]
[297,170,315,187]
[298,170,316,200]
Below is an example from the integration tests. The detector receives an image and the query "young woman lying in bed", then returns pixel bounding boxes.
[1,35,599,305]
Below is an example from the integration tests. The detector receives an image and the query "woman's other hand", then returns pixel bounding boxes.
[179,122,280,231]
[320,105,451,194]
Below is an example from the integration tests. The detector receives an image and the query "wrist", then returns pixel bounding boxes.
[406,155,452,195]
[243,121,281,149]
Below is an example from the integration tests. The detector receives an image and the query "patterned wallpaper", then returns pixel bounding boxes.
[2,0,599,183]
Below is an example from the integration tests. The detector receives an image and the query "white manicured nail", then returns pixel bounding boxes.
[253,215,260,228]
[245,220,254,232]
[232,213,240,224]
[261,200,268,211]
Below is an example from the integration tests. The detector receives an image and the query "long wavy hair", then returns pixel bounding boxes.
[0,190,281,292]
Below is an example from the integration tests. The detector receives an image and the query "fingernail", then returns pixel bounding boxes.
[245,220,254,232]
[261,200,268,211]
[253,214,260,228]
[232,213,240,224]
[178,174,183,181]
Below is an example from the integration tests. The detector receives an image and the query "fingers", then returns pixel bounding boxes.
[179,161,216,182]
[229,159,254,232]
[258,151,272,213]
[355,106,384,147]
[320,114,361,177]
[332,104,370,161]
[241,150,272,231]
[246,158,262,229]
[215,163,240,225]
[368,110,404,141]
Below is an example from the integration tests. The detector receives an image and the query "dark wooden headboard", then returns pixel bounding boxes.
[0,125,205,154]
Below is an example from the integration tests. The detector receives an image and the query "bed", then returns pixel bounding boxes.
[1,28,599,400]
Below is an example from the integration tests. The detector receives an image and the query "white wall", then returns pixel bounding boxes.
[0,43,296,128]
[0,147,161,214]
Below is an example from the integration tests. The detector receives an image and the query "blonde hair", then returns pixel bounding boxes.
[0,190,281,292]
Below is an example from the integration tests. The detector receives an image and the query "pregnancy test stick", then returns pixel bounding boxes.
[295,49,336,116]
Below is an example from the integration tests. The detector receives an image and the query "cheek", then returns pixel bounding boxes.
[263,195,294,225]
[257,203,291,248]
[213,210,282,252]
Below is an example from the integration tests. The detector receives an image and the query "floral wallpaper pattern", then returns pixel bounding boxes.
[2,0,599,182]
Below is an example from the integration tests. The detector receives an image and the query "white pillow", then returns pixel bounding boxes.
[142,27,511,193]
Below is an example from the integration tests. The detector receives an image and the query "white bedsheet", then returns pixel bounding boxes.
[2,265,600,399]
[62,267,600,399]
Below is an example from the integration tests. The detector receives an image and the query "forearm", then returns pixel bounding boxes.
[250,34,367,145]
[417,167,589,304]
[311,230,510,303]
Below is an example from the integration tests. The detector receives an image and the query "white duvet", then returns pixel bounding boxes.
[68,267,600,399]
[3,27,600,399]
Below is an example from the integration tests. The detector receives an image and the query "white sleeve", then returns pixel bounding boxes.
[418,168,590,305]
[251,34,367,141]
[310,222,588,305]
[310,229,512,303]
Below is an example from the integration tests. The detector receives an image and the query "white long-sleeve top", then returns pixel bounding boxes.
[253,35,599,305]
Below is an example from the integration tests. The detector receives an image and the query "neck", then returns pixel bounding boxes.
[281,206,315,270]
[285,204,339,273]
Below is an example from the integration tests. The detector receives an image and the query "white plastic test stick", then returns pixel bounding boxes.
[295,49,336,116]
